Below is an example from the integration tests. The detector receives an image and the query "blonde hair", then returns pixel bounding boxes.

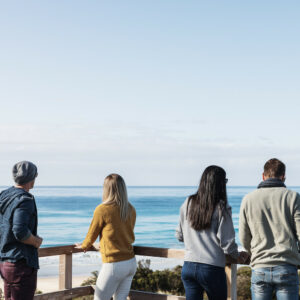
[102,174,130,221]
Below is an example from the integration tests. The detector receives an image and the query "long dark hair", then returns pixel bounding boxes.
[187,165,228,231]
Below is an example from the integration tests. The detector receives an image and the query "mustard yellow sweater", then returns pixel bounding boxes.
[81,203,136,263]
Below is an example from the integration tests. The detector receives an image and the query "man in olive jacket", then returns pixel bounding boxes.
[0,161,43,300]
[239,158,300,300]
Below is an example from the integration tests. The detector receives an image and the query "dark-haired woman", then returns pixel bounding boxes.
[176,166,247,300]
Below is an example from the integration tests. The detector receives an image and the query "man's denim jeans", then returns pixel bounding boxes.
[251,264,299,300]
[181,261,227,300]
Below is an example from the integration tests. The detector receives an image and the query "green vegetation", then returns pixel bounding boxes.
[35,289,43,295]
[81,270,99,286]
[236,267,251,300]
[131,259,184,295]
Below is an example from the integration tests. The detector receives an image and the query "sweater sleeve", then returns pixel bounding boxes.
[81,205,104,250]
[239,197,252,253]
[217,206,238,259]
[293,193,300,244]
[175,221,184,242]
[175,206,184,242]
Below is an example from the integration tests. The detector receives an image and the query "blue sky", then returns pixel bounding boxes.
[0,1,299,185]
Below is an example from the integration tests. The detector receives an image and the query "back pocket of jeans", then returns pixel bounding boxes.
[251,270,265,284]
[277,271,299,285]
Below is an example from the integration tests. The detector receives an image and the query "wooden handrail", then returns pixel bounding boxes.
[38,245,186,258]
[35,245,242,300]
[38,244,238,263]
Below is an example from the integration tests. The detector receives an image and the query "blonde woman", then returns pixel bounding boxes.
[76,174,136,300]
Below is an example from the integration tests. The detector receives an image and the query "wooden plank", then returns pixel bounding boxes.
[39,245,77,257]
[38,245,87,257]
[34,287,186,300]
[133,246,185,259]
[225,264,237,300]
[129,290,185,300]
[38,243,100,257]
[59,254,72,290]
[34,286,94,300]
[38,245,186,259]
[38,245,248,266]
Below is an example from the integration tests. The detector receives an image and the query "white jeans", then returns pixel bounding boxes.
[94,257,137,300]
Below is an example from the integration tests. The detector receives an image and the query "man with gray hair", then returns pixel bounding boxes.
[0,161,43,300]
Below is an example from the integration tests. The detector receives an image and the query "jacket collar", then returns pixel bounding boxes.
[257,178,286,189]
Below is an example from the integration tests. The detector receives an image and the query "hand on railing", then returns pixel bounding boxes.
[74,243,86,252]
[74,242,100,252]
[237,251,251,264]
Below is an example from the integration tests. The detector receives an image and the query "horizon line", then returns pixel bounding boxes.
[1,185,262,188]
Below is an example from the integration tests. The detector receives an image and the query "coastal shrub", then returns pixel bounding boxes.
[131,259,156,292]
[237,267,251,300]
[81,270,99,286]
[131,260,185,295]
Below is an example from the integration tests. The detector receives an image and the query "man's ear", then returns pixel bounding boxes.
[262,173,266,181]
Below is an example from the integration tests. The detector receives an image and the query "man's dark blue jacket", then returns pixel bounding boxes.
[0,186,39,269]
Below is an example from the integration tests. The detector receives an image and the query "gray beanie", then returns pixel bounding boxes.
[12,161,38,185]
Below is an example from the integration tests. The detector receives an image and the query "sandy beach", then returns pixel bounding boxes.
[37,275,89,293]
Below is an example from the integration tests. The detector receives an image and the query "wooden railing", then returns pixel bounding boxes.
[34,245,242,300]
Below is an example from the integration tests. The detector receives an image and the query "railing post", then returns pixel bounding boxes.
[59,254,72,290]
[225,264,237,300]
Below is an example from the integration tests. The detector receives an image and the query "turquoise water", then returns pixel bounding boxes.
[2,186,299,249]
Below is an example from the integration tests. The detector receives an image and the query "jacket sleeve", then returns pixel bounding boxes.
[81,205,104,250]
[217,206,238,259]
[239,197,252,253]
[12,198,34,241]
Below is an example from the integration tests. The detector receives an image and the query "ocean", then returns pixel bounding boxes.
[0,185,264,247]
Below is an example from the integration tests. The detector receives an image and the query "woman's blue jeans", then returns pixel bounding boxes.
[251,264,299,300]
[181,261,227,300]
